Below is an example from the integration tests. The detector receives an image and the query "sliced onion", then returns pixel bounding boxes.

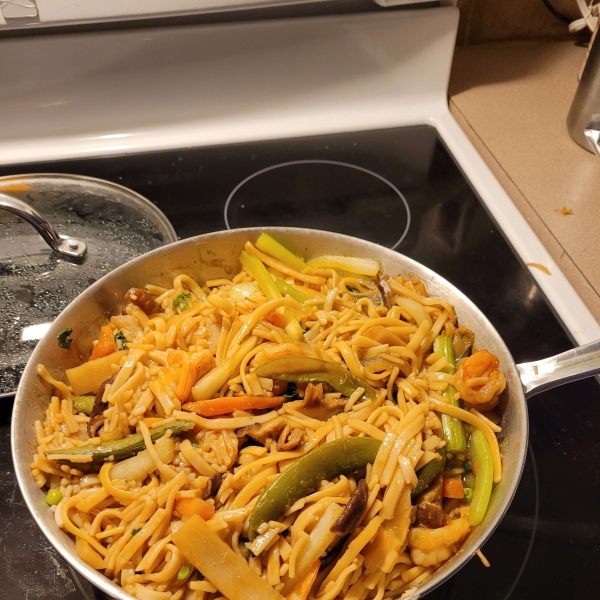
[394,297,431,326]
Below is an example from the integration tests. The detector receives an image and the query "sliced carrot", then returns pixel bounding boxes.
[90,325,117,360]
[264,310,289,329]
[288,559,320,600]
[442,477,465,499]
[175,497,215,521]
[182,395,286,417]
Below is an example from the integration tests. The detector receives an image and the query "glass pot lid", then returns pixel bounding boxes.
[0,174,177,397]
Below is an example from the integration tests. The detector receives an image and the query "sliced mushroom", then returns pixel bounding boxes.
[237,416,289,446]
[87,374,116,437]
[452,325,475,360]
[271,380,290,396]
[378,276,396,310]
[416,501,445,529]
[276,425,304,451]
[331,479,368,536]
[125,287,159,315]
[202,472,223,499]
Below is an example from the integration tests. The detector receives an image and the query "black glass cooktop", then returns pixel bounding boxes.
[1,125,599,600]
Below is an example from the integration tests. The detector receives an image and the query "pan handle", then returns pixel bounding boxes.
[516,338,600,399]
[0,192,87,260]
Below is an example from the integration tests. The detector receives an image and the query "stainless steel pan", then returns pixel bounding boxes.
[11,227,600,600]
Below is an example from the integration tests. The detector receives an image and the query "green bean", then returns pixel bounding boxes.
[72,395,95,415]
[45,420,194,464]
[411,446,447,501]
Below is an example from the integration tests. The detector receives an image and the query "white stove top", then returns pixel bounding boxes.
[1,6,598,344]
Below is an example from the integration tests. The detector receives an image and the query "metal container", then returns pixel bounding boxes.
[11,227,600,600]
[567,26,600,155]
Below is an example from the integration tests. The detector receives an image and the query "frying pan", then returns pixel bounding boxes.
[11,227,600,600]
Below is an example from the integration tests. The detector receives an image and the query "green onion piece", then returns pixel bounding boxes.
[469,428,494,526]
[240,251,303,340]
[45,488,63,506]
[131,528,141,536]
[57,327,73,349]
[173,291,192,312]
[275,279,310,303]
[434,334,467,453]
[177,565,191,581]
[255,233,307,272]
[114,330,128,350]
[463,487,474,503]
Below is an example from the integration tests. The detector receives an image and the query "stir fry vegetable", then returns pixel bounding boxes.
[468,428,494,526]
[306,255,380,277]
[240,251,303,340]
[57,327,73,349]
[248,437,381,540]
[412,446,447,501]
[72,395,95,415]
[173,516,284,600]
[434,334,467,453]
[45,420,193,463]
[255,232,307,272]
[183,395,286,417]
[253,356,378,402]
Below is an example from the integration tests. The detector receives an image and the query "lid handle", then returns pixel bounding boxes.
[0,192,87,260]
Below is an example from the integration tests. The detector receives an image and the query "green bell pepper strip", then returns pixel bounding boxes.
[434,334,467,453]
[468,427,494,526]
[275,279,310,303]
[253,356,378,403]
[72,395,95,415]
[248,437,381,540]
[411,446,447,501]
[255,233,307,272]
[45,420,194,464]
[239,251,303,341]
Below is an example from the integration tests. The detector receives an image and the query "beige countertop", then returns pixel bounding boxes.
[449,40,600,325]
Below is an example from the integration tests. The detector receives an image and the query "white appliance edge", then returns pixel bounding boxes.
[0,7,597,343]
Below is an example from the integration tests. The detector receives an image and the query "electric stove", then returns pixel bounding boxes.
[1,7,599,600]
[1,124,599,600]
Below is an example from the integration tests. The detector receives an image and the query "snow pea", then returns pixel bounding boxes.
[247,437,381,540]
[253,356,378,403]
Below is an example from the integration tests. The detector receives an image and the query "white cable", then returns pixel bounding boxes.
[570,0,599,33]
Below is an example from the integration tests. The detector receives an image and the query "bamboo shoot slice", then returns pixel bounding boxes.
[172,515,284,600]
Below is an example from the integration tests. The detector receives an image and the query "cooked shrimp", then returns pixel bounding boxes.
[407,517,470,552]
[411,546,453,567]
[254,342,305,365]
[454,350,506,408]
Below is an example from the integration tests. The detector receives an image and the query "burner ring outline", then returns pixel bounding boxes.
[223,159,411,250]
